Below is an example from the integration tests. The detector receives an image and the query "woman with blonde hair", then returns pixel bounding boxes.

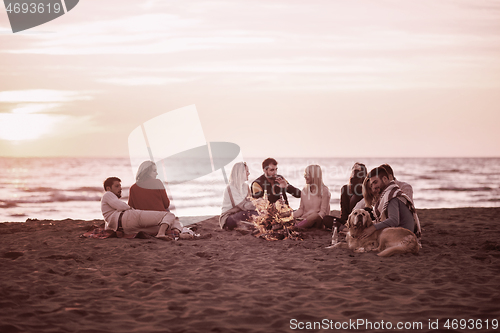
[294,165,331,229]
[220,162,257,230]
[362,176,377,208]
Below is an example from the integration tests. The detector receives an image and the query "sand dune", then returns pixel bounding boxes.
[1,208,500,332]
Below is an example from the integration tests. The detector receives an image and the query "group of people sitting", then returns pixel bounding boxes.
[220,158,420,239]
[100,158,420,239]
[220,158,330,230]
[338,163,420,239]
[101,161,183,239]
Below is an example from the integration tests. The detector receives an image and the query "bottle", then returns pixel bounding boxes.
[331,227,338,245]
[263,189,268,202]
[279,192,285,205]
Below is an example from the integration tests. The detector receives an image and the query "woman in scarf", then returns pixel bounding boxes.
[220,162,257,230]
[126,160,182,238]
[294,165,331,229]
[128,160,172,212]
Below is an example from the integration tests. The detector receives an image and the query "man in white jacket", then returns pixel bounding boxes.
[101,177,182,239]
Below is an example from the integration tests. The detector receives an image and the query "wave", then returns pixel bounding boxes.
[21,186,104,193]
[2,194,101,205]
[0,201,18,208]
[19,187,54,193]
[49,193,102,202]
[9,213,27,217]
[423,187,494,192]
[69,186,104,192]
[432,169,463,173]
[415,175,435,180]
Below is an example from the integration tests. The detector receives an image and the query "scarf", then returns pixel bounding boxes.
[374,181,422,238]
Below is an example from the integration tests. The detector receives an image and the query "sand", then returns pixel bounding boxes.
[1,207,500,333]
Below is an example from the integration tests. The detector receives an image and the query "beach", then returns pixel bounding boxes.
[1,207,500,333]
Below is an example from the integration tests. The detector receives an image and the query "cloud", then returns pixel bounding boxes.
[0,89,92,102]
[96,76,195,86]
[4,13,273,55]
[11,103,62,114]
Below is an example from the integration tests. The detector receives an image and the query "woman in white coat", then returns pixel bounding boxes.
[219,162,257,230]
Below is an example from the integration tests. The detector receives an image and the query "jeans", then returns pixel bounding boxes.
[225,210,258,230]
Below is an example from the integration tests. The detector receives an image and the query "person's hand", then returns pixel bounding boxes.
[243,199,256,211]
[276,176,287,188]
[360,225,376,239]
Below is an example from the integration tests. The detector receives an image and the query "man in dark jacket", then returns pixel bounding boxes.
[251,157,301,205]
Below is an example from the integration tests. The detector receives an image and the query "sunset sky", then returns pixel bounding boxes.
[1,0,499,158]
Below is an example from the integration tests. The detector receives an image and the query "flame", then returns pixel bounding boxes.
[249,197,302,241]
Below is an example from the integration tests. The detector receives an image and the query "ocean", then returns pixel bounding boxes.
[1,157,499,222]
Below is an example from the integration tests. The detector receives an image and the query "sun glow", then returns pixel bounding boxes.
[0,113,67,141]
[0,90,90,103]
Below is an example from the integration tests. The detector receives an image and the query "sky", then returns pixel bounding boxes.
[0,0,499,158]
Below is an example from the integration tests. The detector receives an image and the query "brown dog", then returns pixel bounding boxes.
[332,209,419,257]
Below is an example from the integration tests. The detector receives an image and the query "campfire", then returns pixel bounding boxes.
[250,193,302,241]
